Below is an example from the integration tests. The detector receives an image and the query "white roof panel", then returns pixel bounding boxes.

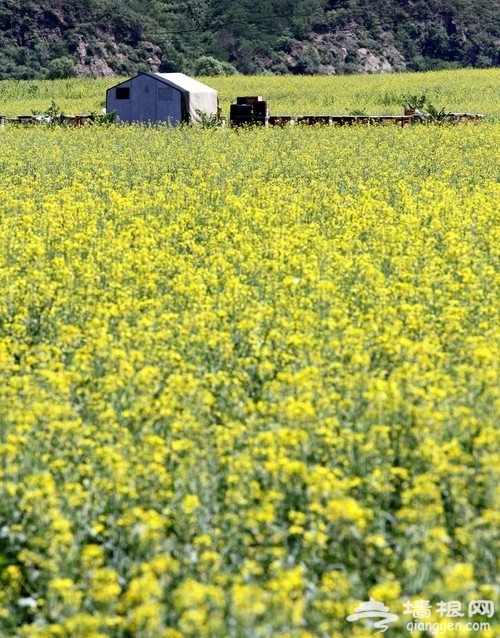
[149,73,217,95]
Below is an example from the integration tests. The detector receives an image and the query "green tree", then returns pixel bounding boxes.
[45,56,77,79]
[192,55,238,76]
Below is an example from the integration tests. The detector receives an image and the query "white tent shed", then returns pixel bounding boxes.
[106,72,218,125]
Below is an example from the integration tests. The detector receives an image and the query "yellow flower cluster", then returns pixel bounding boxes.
[0,71,498,636]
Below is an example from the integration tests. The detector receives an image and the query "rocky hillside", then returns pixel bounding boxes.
[0,0,498,79]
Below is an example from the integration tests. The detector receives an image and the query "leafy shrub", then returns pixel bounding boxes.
[192,56,239,76]
[45,56,77,80]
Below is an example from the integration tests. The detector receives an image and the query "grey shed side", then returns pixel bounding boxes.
[106,72,218,125]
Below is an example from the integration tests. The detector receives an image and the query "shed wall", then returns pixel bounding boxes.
[106,76,183,124]
[106,79,132,123]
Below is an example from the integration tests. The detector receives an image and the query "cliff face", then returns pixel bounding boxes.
[0,1,161,79]
[0,0,498,79]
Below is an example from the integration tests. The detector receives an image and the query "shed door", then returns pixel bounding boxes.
[131,75,156,123]
[157,84,183,124]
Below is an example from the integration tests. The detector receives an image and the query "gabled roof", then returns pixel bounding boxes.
[107,72,217,95]
[149,73,217,95]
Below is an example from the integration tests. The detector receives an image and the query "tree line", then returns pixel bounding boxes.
[0,0,498,79]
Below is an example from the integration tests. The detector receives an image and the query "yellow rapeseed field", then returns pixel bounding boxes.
[0,70,499,637]
[1,67,499,118]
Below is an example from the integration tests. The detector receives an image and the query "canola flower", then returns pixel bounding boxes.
[0,72,499,637]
